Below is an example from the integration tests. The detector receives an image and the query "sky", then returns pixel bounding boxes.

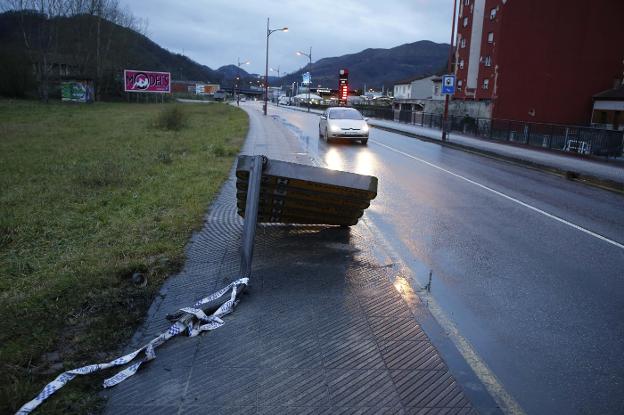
[118,0,454,76]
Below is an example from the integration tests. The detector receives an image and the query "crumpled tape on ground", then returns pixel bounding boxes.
[16,277,248,415]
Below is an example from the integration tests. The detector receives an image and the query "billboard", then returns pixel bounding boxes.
[61,81,94,103]
[124,69,171,93]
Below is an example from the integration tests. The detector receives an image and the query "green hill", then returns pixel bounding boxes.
[0,10,222,99]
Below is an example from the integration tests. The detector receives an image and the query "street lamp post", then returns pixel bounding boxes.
[296,47,312,112]
[264,18,288,116]
[236,57,250,106]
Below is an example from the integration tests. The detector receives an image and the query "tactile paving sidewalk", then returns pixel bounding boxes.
[103,107,479,414]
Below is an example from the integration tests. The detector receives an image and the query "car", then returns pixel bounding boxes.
[319,107,369,145]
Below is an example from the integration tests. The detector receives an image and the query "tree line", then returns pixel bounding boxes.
[0,0,148,101]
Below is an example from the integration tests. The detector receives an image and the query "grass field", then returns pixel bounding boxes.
[0,100,248,413]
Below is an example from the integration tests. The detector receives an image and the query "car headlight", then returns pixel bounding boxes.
[362,124,369,132]
[330,124,340,132]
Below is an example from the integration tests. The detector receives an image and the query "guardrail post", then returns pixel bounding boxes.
[240,155,266,278]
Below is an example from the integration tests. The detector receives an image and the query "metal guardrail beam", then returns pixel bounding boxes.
[236,156,378,227]
[239,155,266,278]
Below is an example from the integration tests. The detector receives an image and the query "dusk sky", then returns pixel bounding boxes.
[118,0,454,76]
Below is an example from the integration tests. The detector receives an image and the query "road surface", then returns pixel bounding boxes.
[247,102,624,415]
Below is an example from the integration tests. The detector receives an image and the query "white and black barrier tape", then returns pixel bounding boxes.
[16,277,249,415]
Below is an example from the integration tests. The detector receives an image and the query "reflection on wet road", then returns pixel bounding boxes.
[264,103,624,415]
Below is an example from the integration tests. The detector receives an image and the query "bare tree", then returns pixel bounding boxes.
[2,0,147,101]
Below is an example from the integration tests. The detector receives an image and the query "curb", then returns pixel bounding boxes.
[370,123,624,195]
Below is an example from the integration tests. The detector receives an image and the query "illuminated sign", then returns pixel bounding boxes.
[302,72,311,85]
[338,68,349,103]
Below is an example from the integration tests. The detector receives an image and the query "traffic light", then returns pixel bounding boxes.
[338,69,349,104]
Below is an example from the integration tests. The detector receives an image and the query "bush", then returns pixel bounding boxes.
[156,106,186,131]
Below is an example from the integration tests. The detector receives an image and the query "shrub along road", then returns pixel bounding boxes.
[0,100,247,414]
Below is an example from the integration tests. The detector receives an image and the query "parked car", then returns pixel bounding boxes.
[319,107,369,145]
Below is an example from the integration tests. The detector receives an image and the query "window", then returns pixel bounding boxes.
[459,60,465,69]
[490,8,497,19]
[482,79,489,89]
[461,38,466,48]
[488,32,494,43]
[484,56,492,67]
[329,108,363,120]
[463,16,469,27]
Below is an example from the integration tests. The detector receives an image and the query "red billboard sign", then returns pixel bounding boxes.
[124,69,171,93]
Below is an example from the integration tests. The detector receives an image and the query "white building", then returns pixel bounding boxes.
[393,75,441,100]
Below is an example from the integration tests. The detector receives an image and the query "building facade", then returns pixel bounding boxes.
[454,0,624,125]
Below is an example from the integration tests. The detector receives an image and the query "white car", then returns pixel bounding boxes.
[319,107,369,145]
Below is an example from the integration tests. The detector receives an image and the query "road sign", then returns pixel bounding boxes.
[302,72,311,85]
[442,74,456,95]
[236,156,377,226]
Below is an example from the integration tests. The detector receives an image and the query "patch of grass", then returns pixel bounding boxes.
[155,105,187,131]
[0,100,248,414]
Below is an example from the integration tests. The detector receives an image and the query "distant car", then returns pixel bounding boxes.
[319,107,369,145]
[278,96,291,105]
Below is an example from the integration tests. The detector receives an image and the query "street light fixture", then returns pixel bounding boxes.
[296,47,312,112]
[236,57,250,105]
[264,18,288,115]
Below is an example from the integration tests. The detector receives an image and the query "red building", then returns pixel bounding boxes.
[454,0,624,125]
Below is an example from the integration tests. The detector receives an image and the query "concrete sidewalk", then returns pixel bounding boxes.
[102,104,500,414]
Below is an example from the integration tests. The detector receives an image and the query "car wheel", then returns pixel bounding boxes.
[319,126,323,138]
[325,128,330,143]
[361,138,368,145]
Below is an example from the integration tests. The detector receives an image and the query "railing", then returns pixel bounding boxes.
[404,112,624,158]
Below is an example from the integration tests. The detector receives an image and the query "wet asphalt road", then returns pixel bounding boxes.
[251,103,624,415]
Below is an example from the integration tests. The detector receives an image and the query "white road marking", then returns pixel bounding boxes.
[372,139,624,250]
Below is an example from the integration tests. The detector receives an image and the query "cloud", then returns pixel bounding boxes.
[119,0,453,76]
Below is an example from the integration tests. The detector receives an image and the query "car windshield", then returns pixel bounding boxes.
[329,109,363,120]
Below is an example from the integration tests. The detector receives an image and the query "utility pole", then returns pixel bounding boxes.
[442,0,458,142]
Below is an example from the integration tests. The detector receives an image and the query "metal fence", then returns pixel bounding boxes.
[402,112,624,158]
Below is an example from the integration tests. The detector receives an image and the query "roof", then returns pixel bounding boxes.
[593,85,624,100]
